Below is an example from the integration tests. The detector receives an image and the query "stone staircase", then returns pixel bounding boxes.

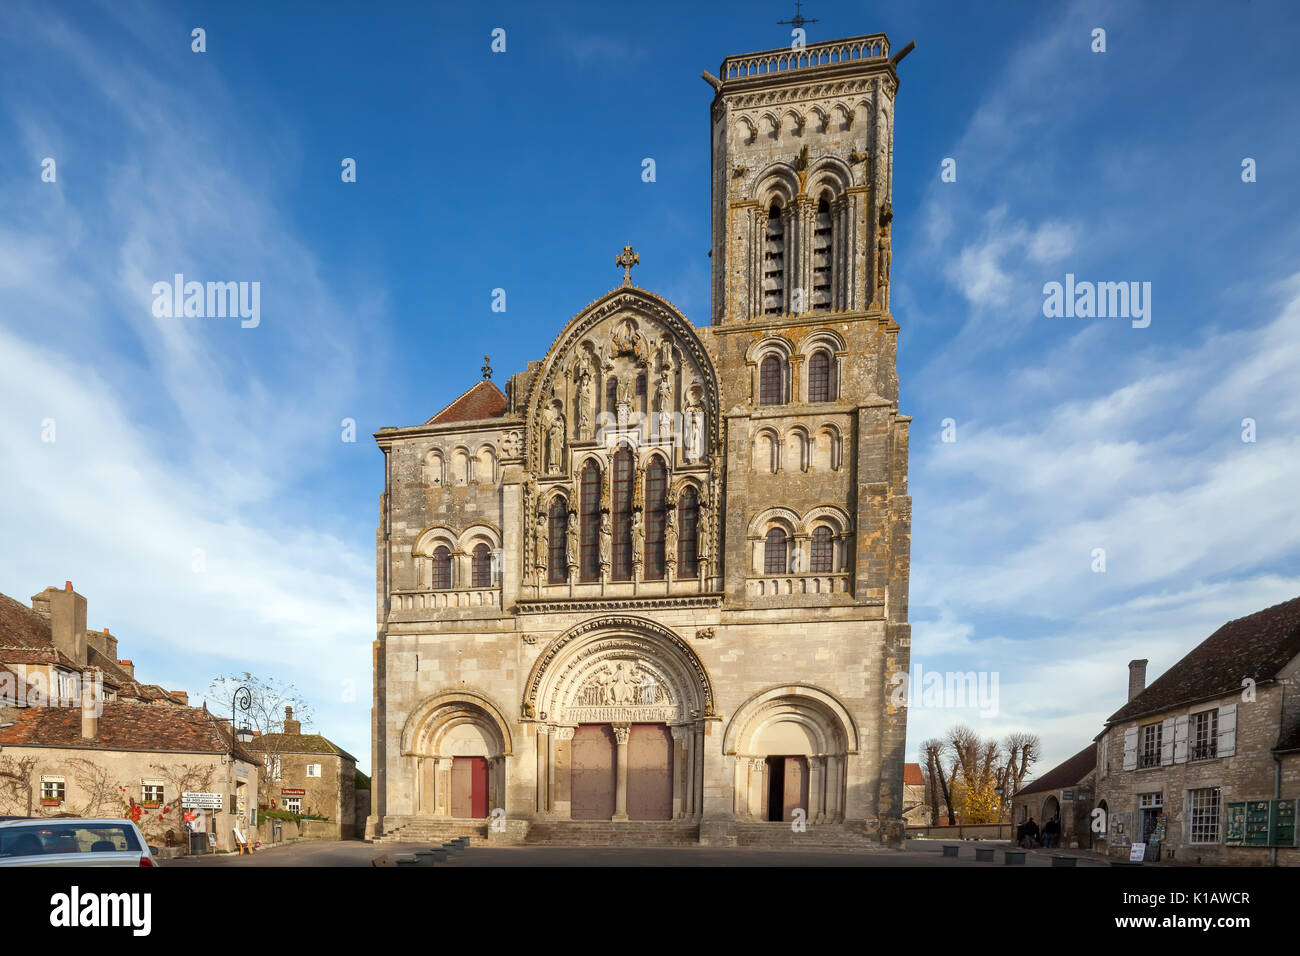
[734,822,886,849]
[375,819,490,846]
[523,821,701,846]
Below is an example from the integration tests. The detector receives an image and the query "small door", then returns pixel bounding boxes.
[627,724,673,821]
[766,755,810,822]
[571,725,617,820]
[451,756,489,819]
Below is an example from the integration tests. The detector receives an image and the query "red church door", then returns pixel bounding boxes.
[451,756,489,819]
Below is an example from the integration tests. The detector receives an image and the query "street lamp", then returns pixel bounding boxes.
[232,685,254,745]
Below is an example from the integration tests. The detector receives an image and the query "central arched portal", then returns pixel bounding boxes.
[524,616,713,822]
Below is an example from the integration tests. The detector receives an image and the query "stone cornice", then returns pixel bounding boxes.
[514,593,724,616]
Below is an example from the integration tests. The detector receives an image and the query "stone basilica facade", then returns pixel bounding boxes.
[367,33,913,846]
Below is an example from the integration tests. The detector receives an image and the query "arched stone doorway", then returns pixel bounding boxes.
[400,690,513,819]
[724,685,858,825]
[1042,794,1061,823]
[522,615,714,822]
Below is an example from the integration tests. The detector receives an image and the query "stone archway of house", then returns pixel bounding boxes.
[725,685,856,825]
[1042,795,1061,822]
[402,694,511,819]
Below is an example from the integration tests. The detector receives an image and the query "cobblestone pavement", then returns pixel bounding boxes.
[164,838,1113,867]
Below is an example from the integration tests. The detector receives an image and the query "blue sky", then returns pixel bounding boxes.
[1,0,1298,778]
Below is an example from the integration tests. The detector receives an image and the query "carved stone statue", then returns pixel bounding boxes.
[576,368,593,439]
[631,510,645,569]
[565,510,579,577]
[664,509,678,574]
[697,505,711,564]
[877,201,894,308]
[534,512,548,575]
[616,375,634,409]
[546,407,566,473]
[655,370,673,436]
[599,510,612,572]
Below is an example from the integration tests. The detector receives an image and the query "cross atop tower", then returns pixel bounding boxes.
[777,1,818,32]
[616,245,640,286]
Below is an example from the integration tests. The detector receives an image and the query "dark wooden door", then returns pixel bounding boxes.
[627,724,673,820]
[571,725,616,820]
[451,756,489,818]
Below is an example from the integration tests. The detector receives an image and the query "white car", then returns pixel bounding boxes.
[0,818,158,867]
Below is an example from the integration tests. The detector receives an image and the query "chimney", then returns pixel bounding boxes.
[1128,659,1148,702]
[85,627,119,664]
[170,690,189,705]
[117,660,135,680]
[44,583,88,667]
[80,677,99,740]
[284,705,301,736]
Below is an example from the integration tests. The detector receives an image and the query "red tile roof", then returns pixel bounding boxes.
[1107,595,1300,725]
[246,732,357,763]
[0,701,257,761]
[426,380,507,425]
[0,593,56,652]
[903,762,924,786]
[1016,744,1097,797]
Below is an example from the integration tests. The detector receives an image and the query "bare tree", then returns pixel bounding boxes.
[920,738,955,826]
[206,672,312,808]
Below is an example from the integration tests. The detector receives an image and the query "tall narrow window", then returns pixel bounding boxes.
[645,457,667,580]
[808,349,832,403]
[431,545,452,590]
[764,528,788,574]
[612,445,634,580]
[606,377,618,416]
[759,354,784,406]
[763,203,785,315]
[812,198,833,311]
[636,374,647,415]
[548,496,568,584]
[471,543,492,587]
[580,463,600,581]
[810,526,834,573]
[678,487,699,577]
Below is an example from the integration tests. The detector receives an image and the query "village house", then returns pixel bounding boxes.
[245,706,359,839]
[1095,596,1300,865]
[1009,743,1096,849]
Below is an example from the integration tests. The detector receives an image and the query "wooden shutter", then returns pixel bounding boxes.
[1122,726,1138,770]
[1173,714,1189,763]
[1217,702,1237,757]
[1160,717,1175,765]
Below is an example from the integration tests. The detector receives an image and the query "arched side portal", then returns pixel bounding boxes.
[523,616,714,822]
[401,690,513,819]
[724,684,858,825]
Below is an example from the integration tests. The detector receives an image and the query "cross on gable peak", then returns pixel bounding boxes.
[616,245,640,286]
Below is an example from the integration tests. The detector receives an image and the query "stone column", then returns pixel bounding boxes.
[693,724,706,820]
[553,727,574,819]
[487,756,499,814]
[612,723,631,822]
[810,755,825,823]
[547,730,557,813]
[535,726,549,815]
[435,757,452,817]
[825,755,841,822]
[672,727,687,819]
[749,757,767,820]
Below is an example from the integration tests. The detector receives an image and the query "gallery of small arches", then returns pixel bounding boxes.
[398,624,857,825]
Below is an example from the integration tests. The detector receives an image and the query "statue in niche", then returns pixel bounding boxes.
[631,510,645,570]
[877,201,893,308]
[655,370,673,436]
[664,507,678,575]
[565,510,579,577]
[576,365,593,440]
[683,388,704,462]
[599,511,612,573]
[610,319,646,364]
[697,504,711,565]
[533,512,548,576]
[546,405,566,473]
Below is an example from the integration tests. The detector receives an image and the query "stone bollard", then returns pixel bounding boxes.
[942,844,960,858]
[1003,850,1026,865]
[1052,856,1077,867]
[975,847,995,862]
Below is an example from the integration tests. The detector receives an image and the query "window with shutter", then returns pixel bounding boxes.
[645,457,666,580]
[612,446,633,581]
[1217,703,1237,757]
[1122,726,1139,771]
[548,496,568,584]
[677,487,698,577]
[580,463,601,582]
[763,204,785,315]
[811,198,833,311]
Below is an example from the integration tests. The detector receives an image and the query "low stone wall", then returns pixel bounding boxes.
[907,823,1012,841]
[257,818,300,844]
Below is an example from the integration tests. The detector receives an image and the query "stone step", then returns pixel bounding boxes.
[376,821,491,846]
[524,822,700,846]
[734,824,884,848]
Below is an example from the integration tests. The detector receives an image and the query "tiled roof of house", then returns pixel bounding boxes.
[426,380,507,425]
[1106,595,1300,725]
[245,732,357,763]
[0,701,257,762]
[0,593,61,654]
[903,762,924,787]
[1016,744,1097,798]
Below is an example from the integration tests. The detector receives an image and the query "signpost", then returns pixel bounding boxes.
[182,792,223,810]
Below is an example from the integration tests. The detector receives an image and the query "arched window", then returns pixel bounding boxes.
[812,198,833,311]
[606,377,618,415]
[431,545,452,590]
[760,354,784,406]
[612,445,634,580]
[471,543,492,587]
[810,526,834,573]
[548,496,568,584]
[808,349,833,403]
[580,462,600,582]
[678,487,699,577]
[645,457,667,580]
[763,203,785,315]
[764,528,788,575]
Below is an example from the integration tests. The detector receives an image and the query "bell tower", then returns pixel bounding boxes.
[703,35,909,325]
